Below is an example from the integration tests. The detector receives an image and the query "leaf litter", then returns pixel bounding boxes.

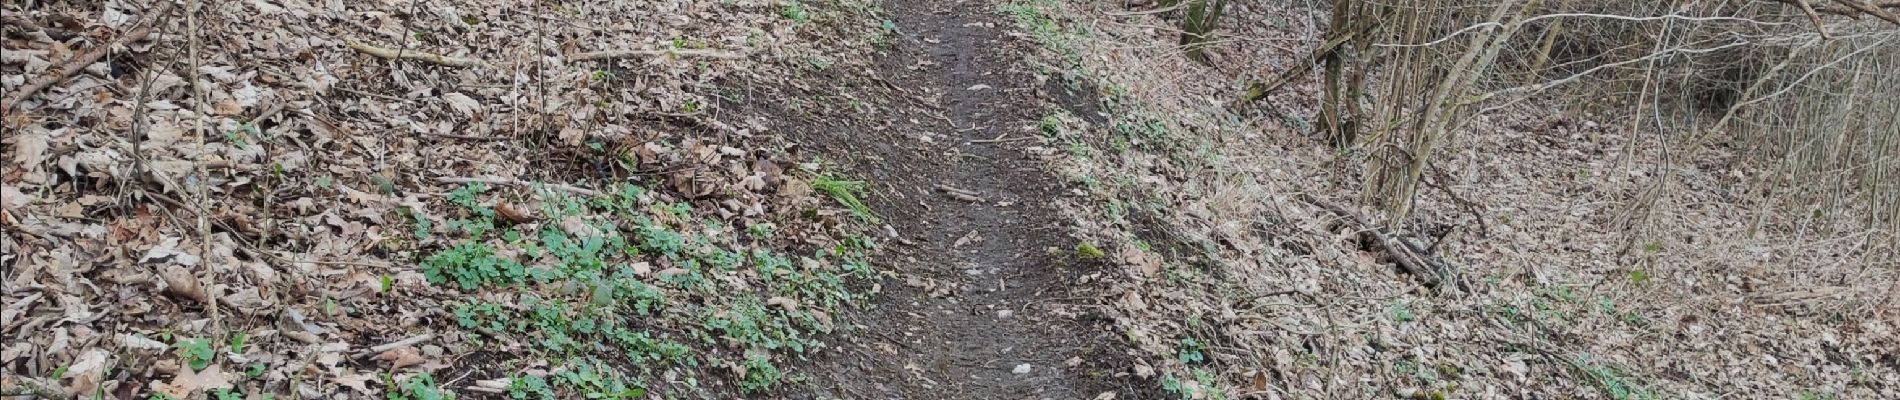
[3,0,900,397]
[1008,0,1900,399]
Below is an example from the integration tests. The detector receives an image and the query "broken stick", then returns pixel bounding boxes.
[1300,194,1446,289]
[934,185,986,202]
[354,333,434,358]
[569,48,743,61]
[346,40,487,68]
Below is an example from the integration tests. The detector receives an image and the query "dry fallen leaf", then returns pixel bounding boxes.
[333,372,377,395]
[372,346,425,370]
[119,333,170,351]
[443,92,482,116]
[496,202,535,224]
[1122,247,1161,278]
[63,349,110,397]
[766,296,800,311]
[142,236,202,266]
[153,363,234,398]
[159,265,208,304]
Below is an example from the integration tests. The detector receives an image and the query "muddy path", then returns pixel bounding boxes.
[765,0,1149,398]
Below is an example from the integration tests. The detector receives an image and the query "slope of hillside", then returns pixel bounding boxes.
[5,0,1894,399]
[990,0,1898,398]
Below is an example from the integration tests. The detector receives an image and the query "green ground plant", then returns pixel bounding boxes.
[412,180,880,395]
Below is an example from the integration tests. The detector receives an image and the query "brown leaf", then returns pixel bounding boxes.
[765,296,799,311]
[153,363,233,398]
[495,202,535,224]
[63,349,109,397]
[160,265,208,304]
[214,96,244,115]
[1132,363,1155,379]
[778,179,811,198]
[372,346,425,370]
[333,372,376,395]
[1121,247,1162,278]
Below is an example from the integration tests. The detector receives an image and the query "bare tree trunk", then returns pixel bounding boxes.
[1181,0,1227,64]
[1320,0,1354,147]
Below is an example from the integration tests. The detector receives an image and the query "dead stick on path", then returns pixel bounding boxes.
[346,40,487,67]
[967,136,1038,144]
[436,177,603,197]
[569,49,743,61]
[1299,194,1443,289]
[934,184,986,202]
[0,1,176,114]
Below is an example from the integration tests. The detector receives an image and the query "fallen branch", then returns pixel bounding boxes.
[1765,0,1900,25]
[1,14,79,41]
[967,136,1039,144]
[569,48,743,61]
[1237,12,1382,105]
[425,132,512,141]
[1300,194,1449,290]
[1,1,176,114]
[934,185,986,203]
[1793,0,1833,38]
[436,177,603,197]
[346,40,486,68]
[1832,0,1900,24]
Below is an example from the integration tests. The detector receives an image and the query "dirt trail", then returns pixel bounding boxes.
[789,0,1139,398]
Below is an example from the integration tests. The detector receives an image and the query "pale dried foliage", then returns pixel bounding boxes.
[2,0,883,397]
[1016,0,1896,398]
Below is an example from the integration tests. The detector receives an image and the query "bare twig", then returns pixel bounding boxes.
[934,185,987,202]
[425,132,512,141]
[1238,10,1385,105]
[1,14,79,41]
[1831,0,1900,25]
[1300,194,1444,289]
[0,1,176,114]
[966,136,1039,144]
[1375,13,1789,49]
[569,48,743,61]
[345,39,487,67]
[184,0,224,338]
[354,333,434,358]
[1108,4,1182,16]
[1766,0,1900,24]
[1793,0,1833,38]
[435,177,603,197]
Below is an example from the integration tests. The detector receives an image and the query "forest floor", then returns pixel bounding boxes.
[3,0,1897,399]
[3,0,1154,398]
